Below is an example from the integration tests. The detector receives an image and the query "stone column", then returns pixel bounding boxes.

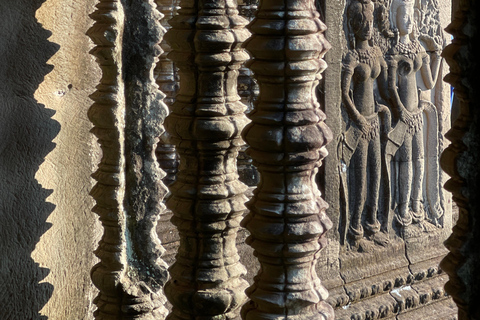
[440,0,480,319]
[88,0,169,318]
[163,0,250,319]
[241,0,334,319]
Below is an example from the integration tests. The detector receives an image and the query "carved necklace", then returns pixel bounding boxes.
[354,46,379,68]
[394,39,422,60]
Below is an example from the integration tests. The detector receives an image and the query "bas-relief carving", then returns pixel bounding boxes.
[339,0,445,251]
[339,0,390,252]
[385,0,444,231]
[331,0,450,316]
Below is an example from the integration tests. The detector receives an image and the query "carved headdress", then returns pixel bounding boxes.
[346,0,375,48]
[389,0,422,55]
[389,0,415,30]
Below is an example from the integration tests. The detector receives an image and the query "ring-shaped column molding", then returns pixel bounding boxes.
[241,0,334,319]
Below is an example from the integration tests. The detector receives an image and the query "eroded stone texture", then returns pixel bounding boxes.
[386,0,444,230]
[339,0,390,251]
[163,0,250,318]
[241,0,334,319]
[440,0,480,319]
[155,0,179,187]
[1,0,101,319]
[88,0,169,318]
[319,0,454,318]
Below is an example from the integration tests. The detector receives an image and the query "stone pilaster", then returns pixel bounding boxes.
[87,0,169,318]
[163,0,250,319]
[241,0,334,319]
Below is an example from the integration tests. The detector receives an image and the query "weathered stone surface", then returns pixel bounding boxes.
[319,0,455,318]
[0,0,101,319]
[2,1,475,319]
[155,0,179,187]
[334,275,454,319]
[157,189,259,289]
[241,0,334,319]
[396,298,457,320]
[163,0,250,318]
[386,0,444,230]
[88,0,170,318]
[340,238,409,285]
[334,293,399,320]
[440,0,480,319]
[339,0,390,252]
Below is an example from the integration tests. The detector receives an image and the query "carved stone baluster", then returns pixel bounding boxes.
[155,0,179,187]
[163,0,250,319]
[88,0,169,318]
[440,0,480,318]
[241,0,334,319]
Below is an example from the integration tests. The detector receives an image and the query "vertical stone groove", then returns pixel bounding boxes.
[88,0,169,318]
[163,0,250,319]
[240,0,334,319]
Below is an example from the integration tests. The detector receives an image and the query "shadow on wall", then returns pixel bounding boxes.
[0,0,59,319]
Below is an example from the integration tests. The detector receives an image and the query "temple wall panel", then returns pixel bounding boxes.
[320,0,456,318]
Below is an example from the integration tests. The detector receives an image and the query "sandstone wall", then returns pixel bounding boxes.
[319,0,455,318]
[0,0,101,319]
[0,0,458,319]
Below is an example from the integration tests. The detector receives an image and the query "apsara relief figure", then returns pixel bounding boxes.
[385,0,443,229]
[339,0,390,251]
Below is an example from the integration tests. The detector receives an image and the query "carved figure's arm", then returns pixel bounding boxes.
[419,34,443,89]
[341,57,369,133]
[387,55,413,123]
[377,56,390,101]
[419,50,441,90]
